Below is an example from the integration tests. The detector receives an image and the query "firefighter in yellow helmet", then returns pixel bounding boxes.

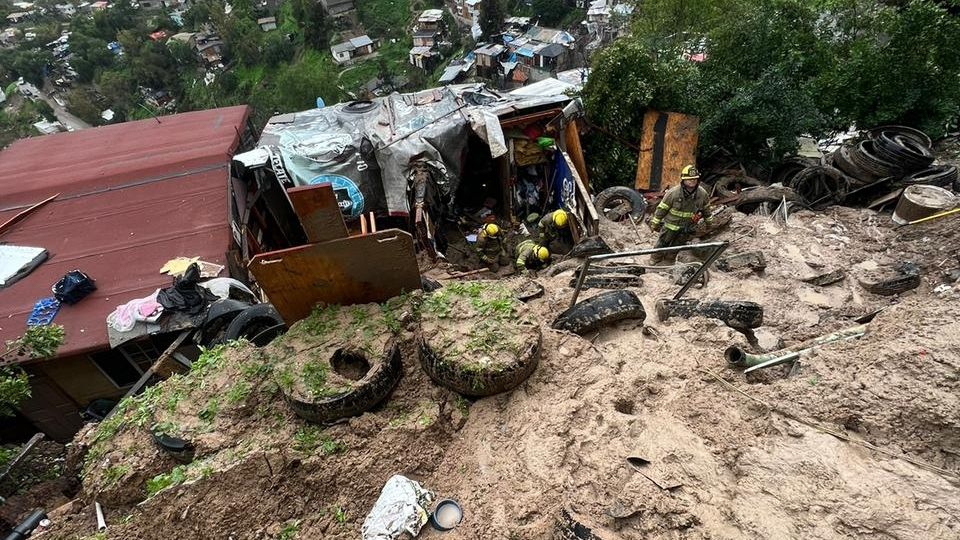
[649,165,714,264]
[538,209,569,251]
[515,239,550,274]
[475,223,509,272]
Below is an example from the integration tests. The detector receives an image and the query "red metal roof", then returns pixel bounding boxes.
[0,106,250,360]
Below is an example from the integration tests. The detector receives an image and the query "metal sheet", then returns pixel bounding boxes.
[287,184,349,243]
[248,229,421,323]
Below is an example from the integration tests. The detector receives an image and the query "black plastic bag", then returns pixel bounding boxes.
[158,263,217,316]
[52,270,97,304]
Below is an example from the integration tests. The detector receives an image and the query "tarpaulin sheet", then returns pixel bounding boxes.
[257,85,573,217]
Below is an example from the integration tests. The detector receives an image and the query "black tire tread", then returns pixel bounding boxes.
[552,290,647,335]
[419,329,541,397]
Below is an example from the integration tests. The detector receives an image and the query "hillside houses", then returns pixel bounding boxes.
[408,9,448,71]
[331,34,378,64]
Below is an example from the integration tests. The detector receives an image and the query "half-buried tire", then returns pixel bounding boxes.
[282,342,403,424]
[417,281,541,397]
[552,290,646,335]
[276,303,403,424]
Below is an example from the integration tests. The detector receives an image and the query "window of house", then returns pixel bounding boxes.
[89,340,161,388]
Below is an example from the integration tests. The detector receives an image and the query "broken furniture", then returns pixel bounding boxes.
[568,241,730,307]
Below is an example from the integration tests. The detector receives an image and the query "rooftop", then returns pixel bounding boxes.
[0,106,250,359]
[349,34,373,48]
[418,8,443,22]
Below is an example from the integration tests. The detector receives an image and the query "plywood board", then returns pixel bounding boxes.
[248,229,421,323]
[636,110,700,192]
[286,183,349,243]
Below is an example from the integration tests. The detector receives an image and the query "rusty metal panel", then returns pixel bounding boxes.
[248,229,421,323]
[286,183,349,243]
[636,110,699,192]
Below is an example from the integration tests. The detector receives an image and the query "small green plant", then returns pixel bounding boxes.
[146,465,187,497]
[102,464,130,487]
[226,380,252,405]
[301,360,345,398]
[293,426,346,455]
[278,519,301,540]
[198,398,220,422]
[165,386,185,413]
[455,396,470,417]
[276,367,295,391]
[301,305,339,338]
[808,377,820,386]
[334,506,347,524]
[151,421,178,437]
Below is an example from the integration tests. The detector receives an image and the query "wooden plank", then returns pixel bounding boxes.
[636,110,699,192]
[564,120,590,189]
[565,151,600,237]
[0,433,44,483]
[0,192,59,237]
[248,229,422,323]
[106,330,192,421]
[286,184,349,243]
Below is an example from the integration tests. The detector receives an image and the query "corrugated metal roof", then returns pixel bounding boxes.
[0,106,250,359]
[349,34,373,47]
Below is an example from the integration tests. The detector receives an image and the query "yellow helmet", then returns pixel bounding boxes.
[535,245,550,262]
[483,223,500,237]
[680,165,700,181]
[552,211,568,228]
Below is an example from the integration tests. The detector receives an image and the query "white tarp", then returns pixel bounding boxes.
[0,245,47,287]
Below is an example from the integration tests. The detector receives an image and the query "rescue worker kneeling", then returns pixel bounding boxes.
[515,239,550,274]
[649,165,714,264]
[538,209,570,252]
[476,223,509,272]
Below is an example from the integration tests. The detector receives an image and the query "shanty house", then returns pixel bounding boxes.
[0,106,254,441]
[330,35,378,64]
[319,0,354,16]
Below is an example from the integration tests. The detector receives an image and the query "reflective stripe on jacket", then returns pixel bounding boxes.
[650,185,712,232]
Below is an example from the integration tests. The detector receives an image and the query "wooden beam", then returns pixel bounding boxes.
[0,433,44,483]
[105,330,192,420]
[0,192,60,238]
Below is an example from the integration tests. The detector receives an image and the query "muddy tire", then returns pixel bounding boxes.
[552,290,646,335]
[713,176,765,198]
[655,298,763,329]
[568,236,613,258]
[419,329,541,397]
[858,273,921,296]
[223,304,286,346]
[568,275,644,290]
[283,341,403,423]
[595,186,647,222]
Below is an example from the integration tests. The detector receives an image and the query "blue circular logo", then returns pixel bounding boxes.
[308,174,365,218]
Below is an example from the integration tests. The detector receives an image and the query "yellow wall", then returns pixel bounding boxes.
[39,354,125,406]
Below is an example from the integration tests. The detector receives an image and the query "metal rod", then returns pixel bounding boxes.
[673,242,729,300]
[568,241,729,308]
[569,258,592,307]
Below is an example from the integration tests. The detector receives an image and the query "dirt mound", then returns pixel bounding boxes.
[23,208,960,540]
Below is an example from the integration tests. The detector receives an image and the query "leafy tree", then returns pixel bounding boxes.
[97,69,137,112]
[66,89,103,125]
[1,325,65,416]
[69,34,116,83]
[531,0,570,27]
[11,50,53,86]
[478,0,506,39]
[262,32,295,65]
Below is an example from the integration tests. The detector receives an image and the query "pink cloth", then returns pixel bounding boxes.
[107,290,164,332]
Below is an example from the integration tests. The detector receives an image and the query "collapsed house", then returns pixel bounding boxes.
[0,107,256,441]
[231,84,599,268]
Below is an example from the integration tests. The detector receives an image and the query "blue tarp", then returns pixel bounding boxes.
[516,47,534,58]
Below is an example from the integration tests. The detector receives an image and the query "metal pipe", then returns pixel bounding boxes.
[3,509,46,540]
[568,241,729,308]
[726,323,869,369]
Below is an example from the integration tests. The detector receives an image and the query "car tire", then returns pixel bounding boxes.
[595,186,647,222]
[418,328,541,397]
[222,304,286,346]
[552,290,646,335]
[283,341,403,423]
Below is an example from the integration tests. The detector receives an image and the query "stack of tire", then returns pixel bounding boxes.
[782,126,958,209]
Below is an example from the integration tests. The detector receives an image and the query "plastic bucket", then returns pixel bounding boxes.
[892,185,957,225]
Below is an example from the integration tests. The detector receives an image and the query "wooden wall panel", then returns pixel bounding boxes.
[636,110,700,192]
[286,183,349,243]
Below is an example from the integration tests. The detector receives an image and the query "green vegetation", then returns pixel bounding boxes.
[293,426,347,455]
[226,380,252,404]
[198,398,220,422]
[582,0,960,188]
[102,464,130,487]
[302,360,348,398]
[146,464,187,497]
[357,0,411,40]
[0,446,17,471]
[334,506,348,524]
[1,325,65,415]
[278,519,301,540]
